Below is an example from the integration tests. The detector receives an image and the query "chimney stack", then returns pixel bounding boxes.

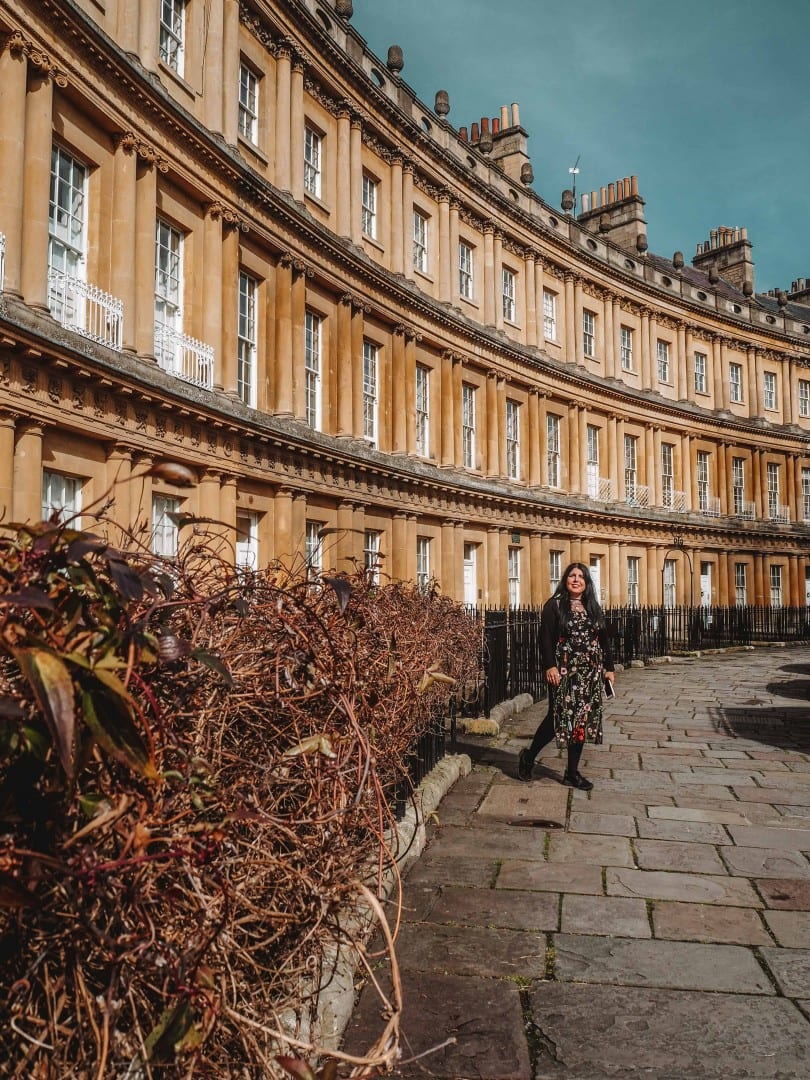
[575,174,647,254]
[692,225,755,293]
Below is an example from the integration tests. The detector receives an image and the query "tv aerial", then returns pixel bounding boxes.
[569,155,581,218]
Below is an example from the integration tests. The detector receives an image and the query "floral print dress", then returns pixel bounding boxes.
[553,608,605,747]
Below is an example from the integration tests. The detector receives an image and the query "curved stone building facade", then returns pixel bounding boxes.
[1,0,808,608]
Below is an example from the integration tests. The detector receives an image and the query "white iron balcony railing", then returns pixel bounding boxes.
[154,324,214,390]
[624,483,650,508]
[769,504,791,524]
[0,232,5,292]
[658,489,687,512]
[47,266,123,351]
[585,476,616,501]
[698,496,721,517]
[734,500,756,520]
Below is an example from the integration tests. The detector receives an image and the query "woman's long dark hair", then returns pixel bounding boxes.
[552,562,606,630]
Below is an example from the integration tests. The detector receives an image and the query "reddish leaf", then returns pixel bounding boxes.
[275,1059,317,1080]
[0,588,55,610]
[80,673,157,779]
[13,648,76,777]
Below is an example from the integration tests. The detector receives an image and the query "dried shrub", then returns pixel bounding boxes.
[0,516,480,1077]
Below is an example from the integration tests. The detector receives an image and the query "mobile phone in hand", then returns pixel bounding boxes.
[604,678,615,698]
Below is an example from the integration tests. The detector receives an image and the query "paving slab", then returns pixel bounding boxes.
[496,859,604,895]
[525,985,810,1078]
[649,804,751,826]
[476,779,568,826]
[721,846,810,879]
[635,838,727,874]
[762,910,810,948]
[344,971,531,1080]
[392,921,547,979]
[424,822,548,861]
[756,878,810,910]
[560,895,651,938]
[636,817,731,845]
[734,786,810,805]
[403,854,499,888]
[727,823,810,851]
[546,832,635,867]
[759,947,810,997]
[651,901,771,945]
[424,885,560,932]
[568,811,638,836]
[553,933,774,993]
[606,867,762,906]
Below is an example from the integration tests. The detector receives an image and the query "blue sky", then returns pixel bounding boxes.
[354,0,809,295]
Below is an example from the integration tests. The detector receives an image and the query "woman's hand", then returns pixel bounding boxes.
[546,666,561,687]
[604,671,615,687]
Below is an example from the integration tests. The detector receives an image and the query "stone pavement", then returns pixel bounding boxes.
[342,645,810,1079]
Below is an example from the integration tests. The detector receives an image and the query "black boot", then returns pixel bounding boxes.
[562,769,593,791]
[517,748,534,782]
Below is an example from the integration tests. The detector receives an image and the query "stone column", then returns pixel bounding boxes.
[352,503,366,573]
[754,350,765,416]
[612,298,623,376]
[786,453,797,520]
[129,453,152,537]
[336,294,353,436]
[567,404,580,493]
[717,441,727,515]
[203,0,225,135]
[13,422,44,524]
[274,43,292,192]
[682,433,692,510]
[616,417,626,502]
[336,499,355,570]
[290,261,306,420]
[487,527,501,605]
[454,522,466,602]
[718,550,729,606]
[609,541,621,606]
[604,292,615,378]
[349,114,363,244]
[20,68,54,310]
[350,298,364,438]
[220,474,238,565]
[438,194,451,301]
[290,55,305,201]
[483,224,495,325]
[528,390,541,486]
[391,512,407,581]
[440,351,455,467]
[536,257,546,349]
[138,0,160,70]
[712,336,723,408]
[441,519,455,597]
[564,273,576,363]
[746,347,758,417]
[607,415,618,501]
[640,309,651,390]
[645,425,656,506]
[391,325,406,453]
[222,0,240,145]
[579,406,589,494]
[404,331,417,455]
[105,443,132,534]
[402,161,414,280]
[685,329,696,403]
[203,207,224,388]
[116,0,140,54]
[524,251,537,346]
[486,372,499,477]
[134,154,158,359]
[0,35,28,297]
[783,357,794,426]
[752,448,763,518]
[573,278,584,366]
[274,255,294,415]
[220,221,240,397]
[652,426,662,507]
[336,104,351,237]
[539,398,549,486]
[493,231,503,330]
[646,546,659,606]
[405,515,417,582]
[0,412,16,518]
[753,552,765,606]
[677,322,687,399]
[291,492,307,564]
[390,155,403,274]
[759,451,769,519]
[111,135,138,353]
[497,377,508,477]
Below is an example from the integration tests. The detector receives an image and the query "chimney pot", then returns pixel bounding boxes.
[459,126,468,142]
[608,182,615,203]
[480,117,489,133]
[630,175,639,196]
[471,122,480,141]
[582,193,590,213]
[492,117,500,134]
[600,186,607,207]
[500,105,509,129]
[511,102,520,126]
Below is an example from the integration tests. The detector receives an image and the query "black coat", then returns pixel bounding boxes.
[540,596,615,672]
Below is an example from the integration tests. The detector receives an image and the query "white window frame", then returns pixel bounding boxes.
[363,530,381,584]
[767,462,780,518]
[506,399,520,480]
[507,547,520,608]
[459,241,474,300]
[236,511,259,571]
[304,126,322,198]
[48,145,87,325]
[154,218,183,367]
[543,290,557,340]
[415,363,430,457]
[42,470,82,525]
[734,562,747,606]
[586,424,599,498]
[697,450,710,511]
[799,379,810,418]
[694,352,707,395]
[549,550,562,594]
[361,174,377,239]
[802,466,810,522]
[152,494,180,558]
[502,267,516,323]
[627,556,640,607]
[305,310,323,430]
[624,434,638,501]
[547,413,560,488]
[159,0,186,76]
[582,309,595,358]
[661,442,674,507]
[362,340,378,445]
[305,521,323,578]
[663,559,676,609]
[238,62,259,144]
[463,543,477,606]
[770,564,783,608]
[620,326,633,370]
[237,271,257,407]
[413,209,428,274]
[733,457,746,515]
[764,371,776,411]
[461,383,476,469]
[657,339,670,383]
[416,536,430,593]
[729,362,743,404]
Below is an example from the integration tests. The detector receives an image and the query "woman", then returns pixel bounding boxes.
[518,562,615,790]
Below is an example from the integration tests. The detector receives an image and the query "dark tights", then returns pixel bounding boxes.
[526,691,585,775]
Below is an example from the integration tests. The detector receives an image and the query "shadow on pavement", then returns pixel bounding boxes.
[709,705,810,751]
